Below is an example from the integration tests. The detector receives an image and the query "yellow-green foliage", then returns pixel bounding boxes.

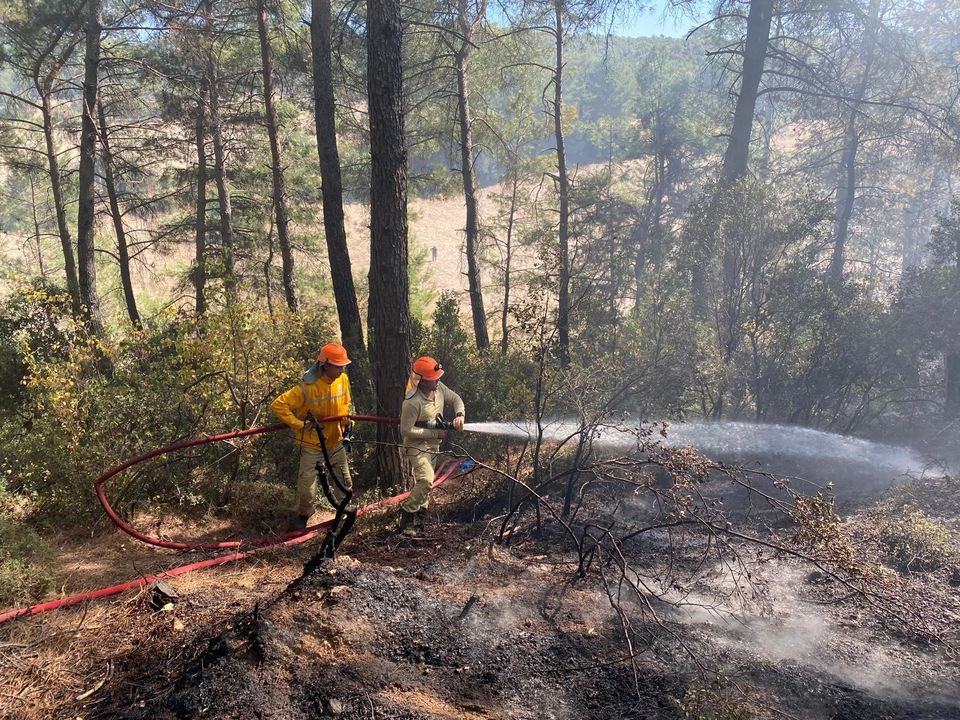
[880,509,955,572]
[0,516,58,606]
[0,298,336,525]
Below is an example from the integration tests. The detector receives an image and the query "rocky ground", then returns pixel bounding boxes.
[2,473,959,720]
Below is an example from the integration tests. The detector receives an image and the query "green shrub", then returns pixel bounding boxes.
[0,517,58,607]
[0,302,337,526]
[880,509,955,572]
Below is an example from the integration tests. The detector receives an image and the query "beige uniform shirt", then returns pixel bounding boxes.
[399,382,465,456]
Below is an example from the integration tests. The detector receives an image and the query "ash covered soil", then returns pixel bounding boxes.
[80,505,959,720]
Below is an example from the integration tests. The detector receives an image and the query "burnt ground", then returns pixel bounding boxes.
[3,473,960,720]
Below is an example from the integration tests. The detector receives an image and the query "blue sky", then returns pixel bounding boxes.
[606,0,696,38]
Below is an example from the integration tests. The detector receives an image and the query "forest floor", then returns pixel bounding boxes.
[1,471,959,720]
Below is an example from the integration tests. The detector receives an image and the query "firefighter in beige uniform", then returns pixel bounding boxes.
[272,343,353,530]
[398,356,465,531]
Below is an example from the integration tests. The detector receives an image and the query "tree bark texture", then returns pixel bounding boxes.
[256,0,299,312]
[310,0,372,409]
[76,0,104,334]
[367,0,410,489]
[97,100,141,328]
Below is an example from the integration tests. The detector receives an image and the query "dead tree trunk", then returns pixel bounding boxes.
[76,0,104,334]
[310,0,372,409]
[256,0,298,312]
[367,0,410,489]
[97,100,141,328]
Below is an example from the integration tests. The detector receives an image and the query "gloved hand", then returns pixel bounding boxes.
[452,415,464,431]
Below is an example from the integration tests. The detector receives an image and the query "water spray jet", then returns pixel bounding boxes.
[462,419,929,495]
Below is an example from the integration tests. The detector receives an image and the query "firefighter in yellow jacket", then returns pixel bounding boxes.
[272,343,353,530]
[398,356,465,532]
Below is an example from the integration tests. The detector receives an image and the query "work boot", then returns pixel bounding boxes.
[397,508,418,535]
[292,514,311,531]
[413,509,426,531]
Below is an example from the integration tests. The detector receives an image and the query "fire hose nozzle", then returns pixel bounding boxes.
[415,414,452,431]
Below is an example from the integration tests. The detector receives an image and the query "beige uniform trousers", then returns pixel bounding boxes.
[401,450,437,513]
[296,444,352,517]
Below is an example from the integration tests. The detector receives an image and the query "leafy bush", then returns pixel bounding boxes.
[880,509,955,572]
[0,517,58,606]
[0,300,337,526]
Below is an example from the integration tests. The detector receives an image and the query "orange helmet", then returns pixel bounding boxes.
[317,343,351,366]
[412,355,444,381]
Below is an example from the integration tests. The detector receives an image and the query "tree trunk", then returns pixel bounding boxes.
[76,0,104,334]
[830,116,859,285]
[501,171,518,354]
[207,54,237,305]
[310,0,372,410]
[39,90,80,314]
[552,1,570,366]
[367,0,410,489]
[29,175,46,280]
[829,0,879,286]
[194,102,208,316]
[257,0,298,312]
[264,223,275,316]
[720,0,773,183]
[454,44,489,351]
[97,100,141,328]
[949,235,960,417]
[947,354,960,418]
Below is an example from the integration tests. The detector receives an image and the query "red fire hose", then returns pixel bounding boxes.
[0,415,472,626]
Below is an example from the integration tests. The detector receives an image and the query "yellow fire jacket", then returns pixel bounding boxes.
[272,373,352,451]
[399,382,465,457]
